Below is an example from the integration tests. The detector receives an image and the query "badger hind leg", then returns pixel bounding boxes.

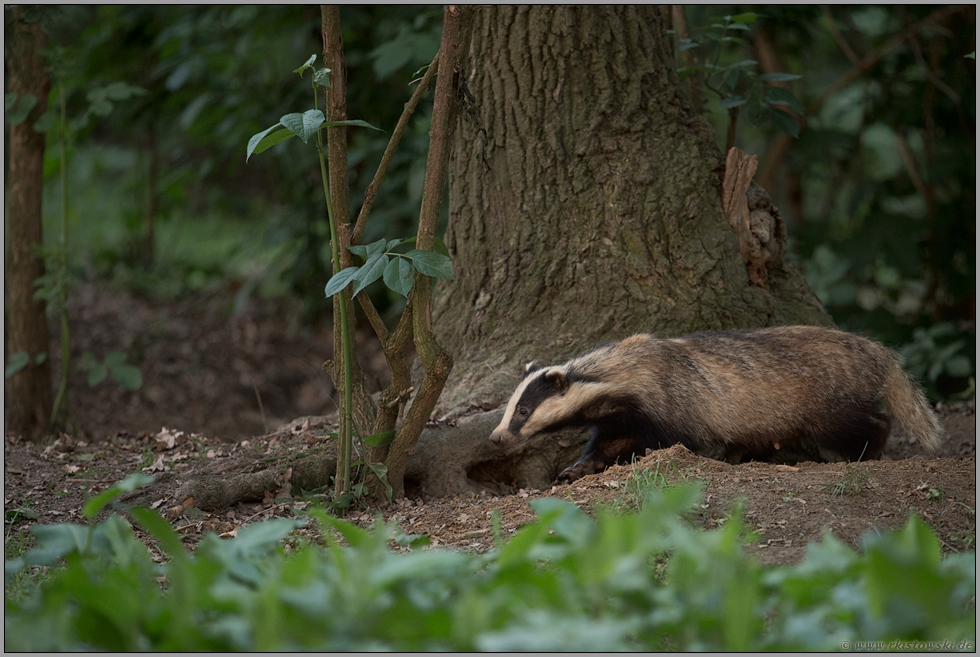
[558,430,645,482]
[818,406,891,462]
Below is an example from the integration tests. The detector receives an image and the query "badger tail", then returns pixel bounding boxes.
[882,359,945,453]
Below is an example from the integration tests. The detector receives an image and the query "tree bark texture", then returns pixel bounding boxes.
[433,6,831,412]
[5,9,54,440]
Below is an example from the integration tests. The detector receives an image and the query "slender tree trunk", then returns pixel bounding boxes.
[144,132,158,264]
[5,8,54,440]
[434,6,830,412]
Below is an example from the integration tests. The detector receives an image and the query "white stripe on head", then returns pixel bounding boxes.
[492,366,564,437]
[522,379,616,435]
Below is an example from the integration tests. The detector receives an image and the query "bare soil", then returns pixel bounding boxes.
[4,283,976,566]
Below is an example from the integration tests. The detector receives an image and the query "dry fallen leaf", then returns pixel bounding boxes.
[142,454,168,473]
[155,427,185,450]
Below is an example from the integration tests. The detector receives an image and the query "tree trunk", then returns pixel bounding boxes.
[434,5,830,412]
[5,8,54,441]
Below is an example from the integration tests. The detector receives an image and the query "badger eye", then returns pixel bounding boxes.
[518,407,529,418]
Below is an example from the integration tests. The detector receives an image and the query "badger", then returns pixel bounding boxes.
[489,326,945,481]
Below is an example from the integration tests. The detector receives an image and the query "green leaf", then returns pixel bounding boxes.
[293,54,316,75]
[82,472,155,518]
[393,528,430,549]
[945,355,973,378]
[348,244,369,258]
[280,110,325,144]
[722,67,742,91]
[5,506,38,525]
[758,72,802,82]
[77,351,98,370]
[383,257,415,297]
[32,107,56,133]
[400,235,450,257]
[352,254,388,297]
[232,518,306,557]
[88,98,113,117]
[313,68,331,88]
[769,108,800,137]
[111,365,143,391]
[529,498,593,546]
[320,119,385,133]
[366,461,394,502]
[5,351,30,378]
[729,12,759,24]
[405,249,455,280]
[745,100,772,128]
[87,364,109,386]
[365,238,388,258]
[432,236,451,258]
[719,96,747,110]
[764,86,804,114]
[130,507,186,558]
[102,81,146,101]
[310,508,372,547]
[363,431,395,448]
[247,123,295,161]
[324,266,360,297]
[5,93,37,126]
[26,523,92,565]
[104,350,128,368]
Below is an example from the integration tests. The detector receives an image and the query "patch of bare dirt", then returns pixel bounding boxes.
[3,283,976,565]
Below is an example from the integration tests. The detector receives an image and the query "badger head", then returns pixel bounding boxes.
[489,362,571,444]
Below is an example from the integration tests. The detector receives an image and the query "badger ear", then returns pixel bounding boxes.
[522,361,542,379]
[543,370,568,393]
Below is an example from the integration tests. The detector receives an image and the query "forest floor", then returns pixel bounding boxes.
[4,283,976,566]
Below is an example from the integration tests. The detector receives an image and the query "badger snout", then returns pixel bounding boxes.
[489,431,503,444]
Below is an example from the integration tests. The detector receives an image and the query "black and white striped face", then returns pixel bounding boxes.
[489,362,568,444]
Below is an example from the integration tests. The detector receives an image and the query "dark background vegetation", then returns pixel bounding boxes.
[5,5,975,404]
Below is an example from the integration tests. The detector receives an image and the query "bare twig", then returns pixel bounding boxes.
[819,6,861,65]
[252,383,268,434]
[351,55,441,246]
[670,5,702,110]
[382,5,472,498]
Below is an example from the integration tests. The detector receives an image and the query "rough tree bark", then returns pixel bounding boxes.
[433,5,831,413]
[5,8,54,441]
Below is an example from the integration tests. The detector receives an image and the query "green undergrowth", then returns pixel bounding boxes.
[4,474,975,651]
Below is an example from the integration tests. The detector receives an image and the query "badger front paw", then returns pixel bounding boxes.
[558,459,604,482]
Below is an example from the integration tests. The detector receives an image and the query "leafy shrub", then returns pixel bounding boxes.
[4,480,975,651]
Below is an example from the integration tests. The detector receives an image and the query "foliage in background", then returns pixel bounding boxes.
[674,12,805,148]
[23,5,442,321]
[4,476,975,651]
[677,6,975,400]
